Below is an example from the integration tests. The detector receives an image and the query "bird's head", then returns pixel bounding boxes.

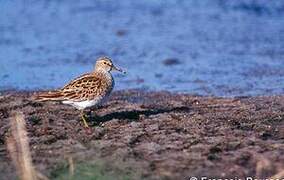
[95,56,126,74]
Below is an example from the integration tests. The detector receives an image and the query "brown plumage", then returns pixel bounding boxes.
[35,72,112,102]
[34,56,126,128]
[35,90,63,101]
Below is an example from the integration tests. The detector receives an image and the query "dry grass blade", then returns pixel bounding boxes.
[6,136,20,173]
[68,156,75,178]
[6,111,49,180]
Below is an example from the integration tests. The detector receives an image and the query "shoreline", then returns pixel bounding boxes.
[1,89,284,98]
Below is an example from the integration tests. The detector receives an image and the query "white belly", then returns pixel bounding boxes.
[62,97,106,110]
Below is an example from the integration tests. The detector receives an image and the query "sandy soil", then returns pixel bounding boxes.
[0,90,283,179]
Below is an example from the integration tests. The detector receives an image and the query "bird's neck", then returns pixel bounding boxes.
[95,68,114,87]
[94,68,113,81]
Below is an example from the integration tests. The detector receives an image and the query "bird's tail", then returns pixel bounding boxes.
[33,91,64,102]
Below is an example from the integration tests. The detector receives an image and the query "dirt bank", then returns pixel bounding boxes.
[0,90,283,179]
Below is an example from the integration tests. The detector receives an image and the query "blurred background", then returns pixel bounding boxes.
[0,0,283,96]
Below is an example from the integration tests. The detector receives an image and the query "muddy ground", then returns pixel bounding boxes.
[0,90,283,179]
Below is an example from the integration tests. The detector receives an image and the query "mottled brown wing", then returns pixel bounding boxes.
[34,90,64,101]
[62,73,91,90]
[61,73,104,101]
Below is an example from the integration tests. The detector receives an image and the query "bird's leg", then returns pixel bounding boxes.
[80,110,89,128]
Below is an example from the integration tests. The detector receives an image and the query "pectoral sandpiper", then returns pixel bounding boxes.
[35,56,125,128]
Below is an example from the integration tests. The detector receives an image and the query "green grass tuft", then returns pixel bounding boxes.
[50,161,136,180]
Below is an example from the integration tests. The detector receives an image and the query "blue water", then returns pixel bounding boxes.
[0,0,284,96]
